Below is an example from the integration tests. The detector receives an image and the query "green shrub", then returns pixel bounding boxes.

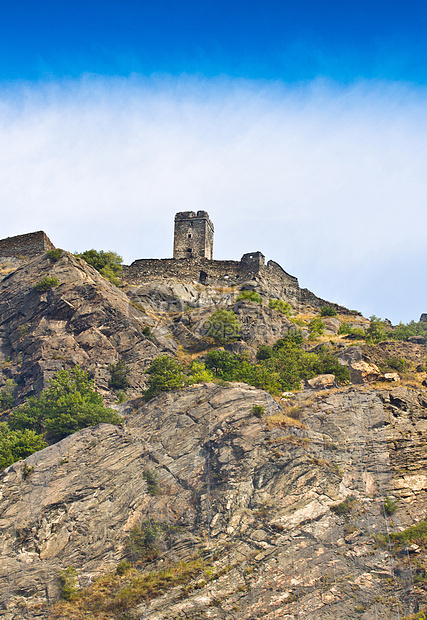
[365,315,392,344]
[315,347,351,384]
[0,423,47,470]
[308,317,325,339]
[237,290,262,304]
[331,496,355,517]
[143,468,159,496]
[75,249,123,286]
[256,345,273,360]
[205,309,241,345]
[143,355,186,400]
[117,391,127,403]
[187,360,214,384]
[142,326,152,338]
[393,320,427,341]
[338,323,365,338]
[320,305,337,317]
[268,299,292,315]
[384,356,407,373]
[384,496,398,516]
[251,405,265,418]
[116,561,131,576]
[33,276,59,292]
[47,249,62,262]
[389,517,427,547]
[0,379,16,411]
[9,367,122,442]
[108,359,130,390]
[126,521,161,561]
[60,567,78,601]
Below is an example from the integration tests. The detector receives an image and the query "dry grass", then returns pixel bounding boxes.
[49,558,205,620]
[266,412,307,430]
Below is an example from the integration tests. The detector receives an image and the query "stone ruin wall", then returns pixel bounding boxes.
[123,255,351,313]
[0,231,55,258]
[123,254,301,295]
[123,258,250,287]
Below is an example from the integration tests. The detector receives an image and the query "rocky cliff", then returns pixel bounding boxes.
[0,250,426,619]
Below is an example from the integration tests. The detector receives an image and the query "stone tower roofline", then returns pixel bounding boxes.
[174,210,214,226]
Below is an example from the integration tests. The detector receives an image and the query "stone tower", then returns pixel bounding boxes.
[173,211,214,260]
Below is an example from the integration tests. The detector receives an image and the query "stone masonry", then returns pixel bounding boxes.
[0,216,350,312]
[173,211,214,260]
[0,231,55,258]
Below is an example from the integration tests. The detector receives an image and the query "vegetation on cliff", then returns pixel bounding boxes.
[0,367,121,469]
[142,332,350,399]
[75,248,123,285]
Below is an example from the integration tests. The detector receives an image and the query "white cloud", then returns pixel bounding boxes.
[0,75,425,322]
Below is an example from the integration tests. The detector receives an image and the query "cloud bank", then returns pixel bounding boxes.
[0,75,426,322]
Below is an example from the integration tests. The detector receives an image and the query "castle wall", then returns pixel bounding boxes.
[0,231,55,258]
[123,254,300,291]
[124,258,247,286]
[123,254,351,313]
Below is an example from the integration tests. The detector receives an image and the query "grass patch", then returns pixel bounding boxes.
[331,496,355,518]
[49,558,205,619]
[389,518,427,548]
[266,412,307,430]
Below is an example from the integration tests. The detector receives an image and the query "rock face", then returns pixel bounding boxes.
[1,382,426,619]
[337,347,381,383]
[0,248,427,619]
[0,252,176,401]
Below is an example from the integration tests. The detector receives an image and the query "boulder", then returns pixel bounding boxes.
[322,317,342,335]
[305,374,336,389]
[408,336,426,344]
[337,347,381,383]
[383,372,400,382]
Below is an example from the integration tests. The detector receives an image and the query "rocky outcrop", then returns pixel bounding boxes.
[1,382,426,619]
[0,252,176,401]
[337,346,381,383]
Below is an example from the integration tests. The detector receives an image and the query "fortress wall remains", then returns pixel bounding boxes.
[123,258,244,286]
[0,231,55,258]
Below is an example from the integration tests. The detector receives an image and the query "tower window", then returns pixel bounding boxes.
[188,233,192,238]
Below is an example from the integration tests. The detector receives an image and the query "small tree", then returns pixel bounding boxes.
[75,249,123,285]
[268,299,292,316]
[143,355,186,400]
[33,276,59,292]
[0,423,47,470]
[187,360,214,384]
[308,317,325,339]
[205,309,241,345]
[366,315,391,344]
[0,379,16,411]
[205,349,241,380]
[108,359,130,390]
[320,305,337,317]
[9,367,122,442]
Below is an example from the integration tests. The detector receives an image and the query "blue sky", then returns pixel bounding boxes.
[0,1,427,322]
[3,1,427,82]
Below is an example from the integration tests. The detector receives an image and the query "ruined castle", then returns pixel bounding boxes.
[123,210,300,292]
[0,214,346,310]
